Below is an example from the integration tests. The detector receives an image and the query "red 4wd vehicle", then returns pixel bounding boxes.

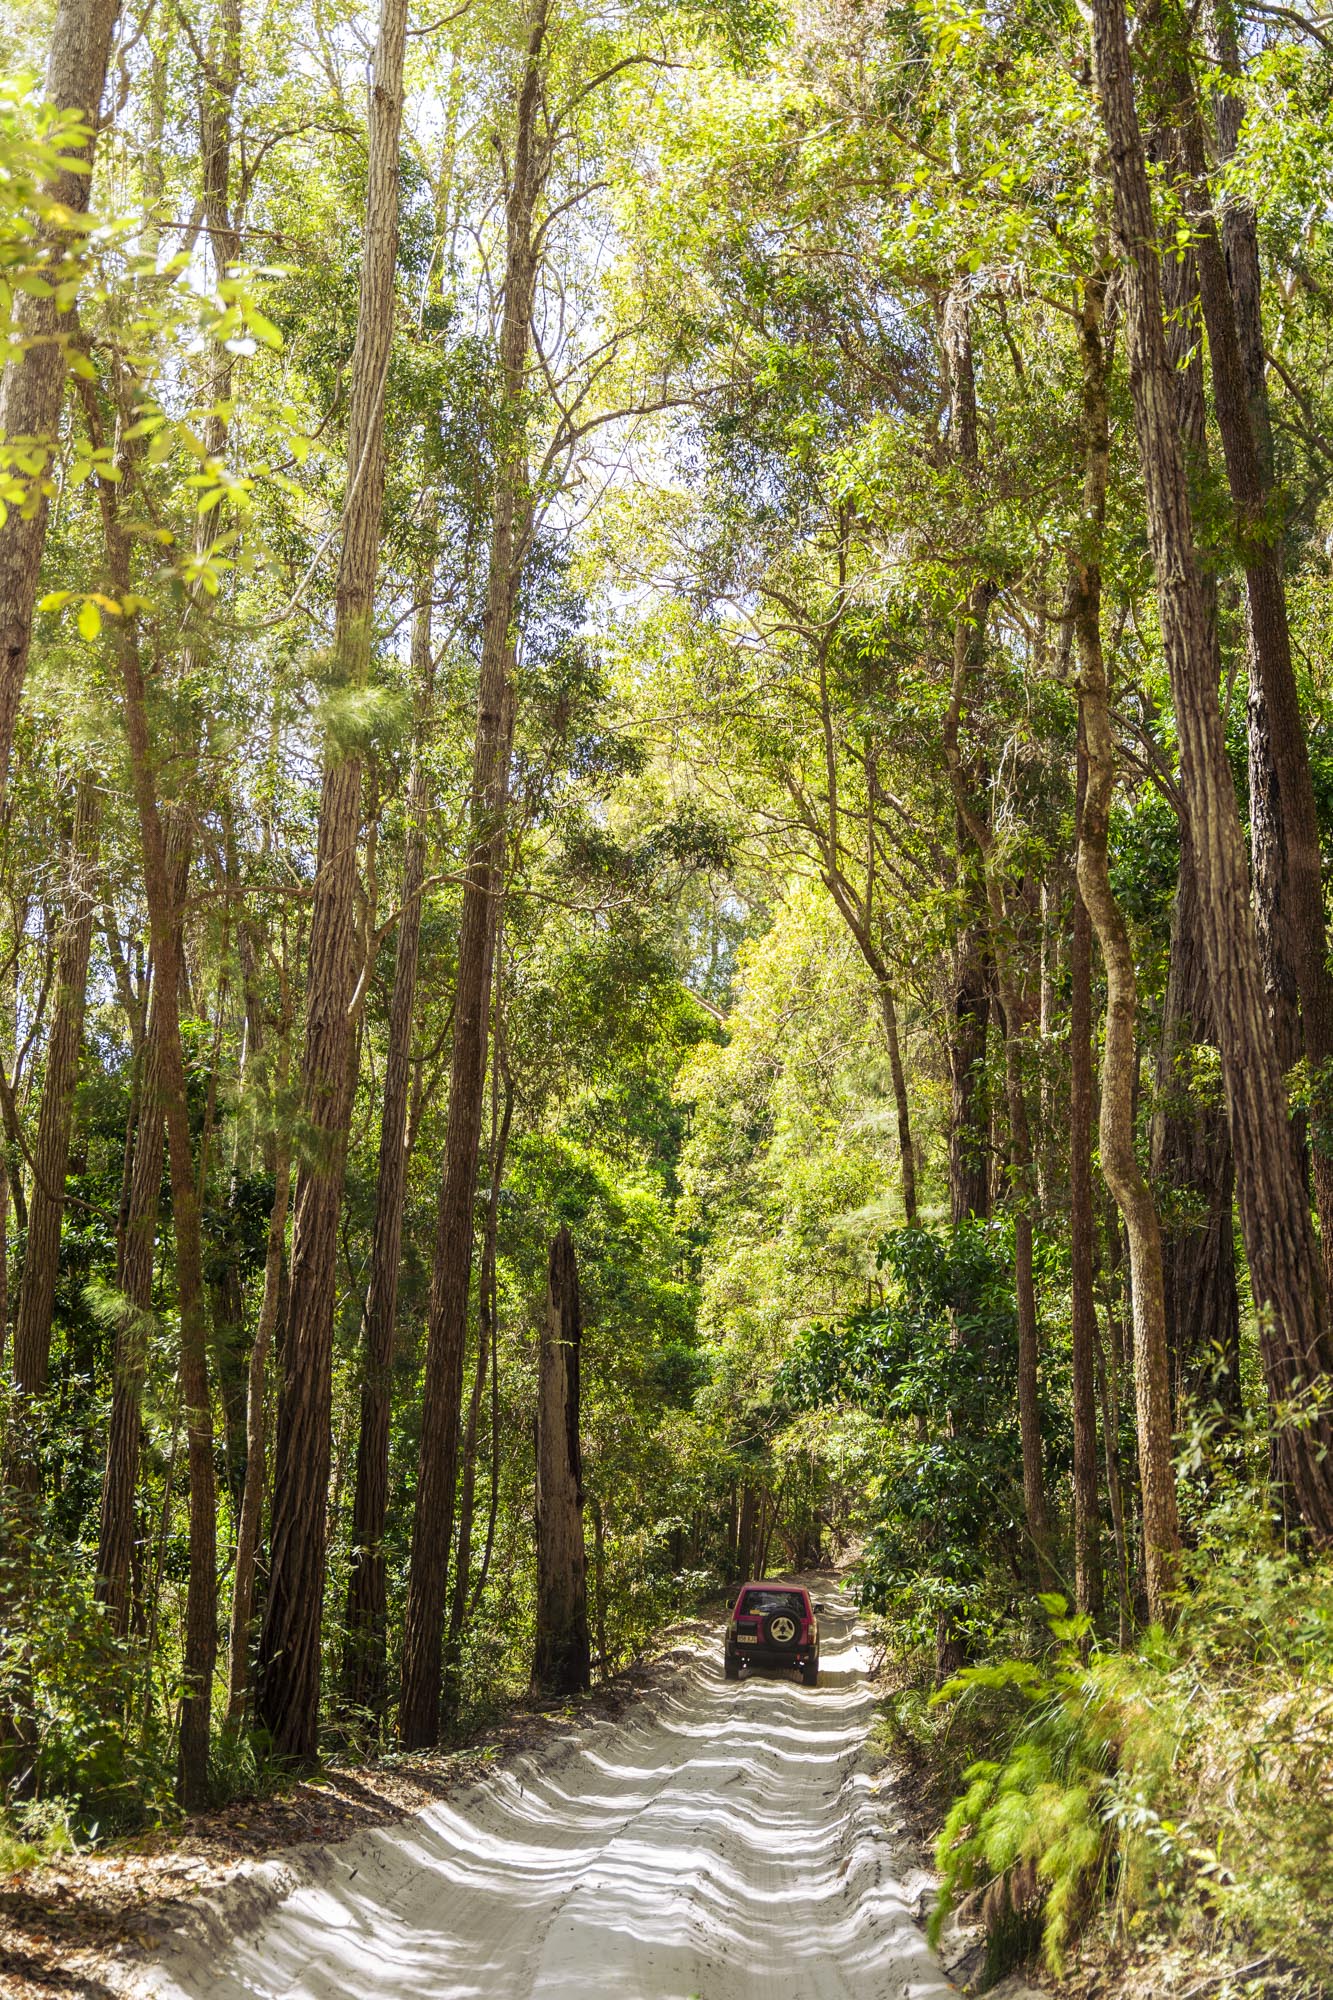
[724,1582,822,1686]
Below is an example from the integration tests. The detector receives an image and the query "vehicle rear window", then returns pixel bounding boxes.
[738,1589,805,1618]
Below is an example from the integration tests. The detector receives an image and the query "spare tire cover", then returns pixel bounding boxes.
[766,1612,798,1647]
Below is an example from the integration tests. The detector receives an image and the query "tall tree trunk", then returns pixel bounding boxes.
[399,0,548,1749]
[0,1154,8,1371]
[223,914,290,1722]
[341,582,433,1724]
[950,856,991,1226]
[443,1058,513,1723]
[736,1484,758,1579]
[944,594,1053,1586]
[96,896,182,1633]
[1150,838,1241,1413]
[589,1492,609,1680]
[877,983,918,1224]
[465,1155,505,1638]
[1071,272,1180,1623]
[940,284,1052,1582]
[213,1257,248,1528]
[532,1225,590,1698]
[1152,4,1333,1284]
[256,0,409,1767]
[0,0,121,799]
[1140,37,1244,1425]
[1206,0,1333,1285]
[1069,745,1104,1624]
[1094,1291,1134,1645]
[92,448,215,1803]
[1090,0,1333,1540]
[227,1141,289,1722]
[7,772,100,1489]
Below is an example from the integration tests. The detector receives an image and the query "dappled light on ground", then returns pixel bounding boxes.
[134,1597,952,2000]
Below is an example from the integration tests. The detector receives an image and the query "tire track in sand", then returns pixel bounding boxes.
[125,1589,957,2000]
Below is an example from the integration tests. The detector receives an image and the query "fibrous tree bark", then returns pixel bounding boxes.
[7,772,100,1492]
[945,617,1052,1588]
[227,984,291,1721]
[736,1484,758,1579]
[96,849,186,1634]
[342,578,434,1724]
[1150,837,1241,1414]
[1153,1,1333,1288]
[0,0,121,799]
[877,982,918,1226]
[256,0,409,1767]
[1137,27,1244,1427]
[227,1152,289,1722]
[1069,743,1103,1624]
[1091,0,1333,1540]
[91,439,216,1805]
[443,1048,513,1723]
[532,1229,589,1698]
[589,1492,609,1680]
[0,1155,7,1373]
[93,0,247,1762]
[1094,1242,1135,1645]
[1070,270,1180,1622]
[399,0,548,1749]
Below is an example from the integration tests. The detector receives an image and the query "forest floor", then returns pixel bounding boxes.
[870,1656,1313,2000]
[0,1625,721,1999]
[5,1584,1269,2000]
[3,1579,966,2000]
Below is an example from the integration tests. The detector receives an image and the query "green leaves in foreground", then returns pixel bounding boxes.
[929,1538,1333,1986]
[929,1602,1114,1977]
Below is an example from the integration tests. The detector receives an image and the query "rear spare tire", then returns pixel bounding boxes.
[765,1612,799,1650]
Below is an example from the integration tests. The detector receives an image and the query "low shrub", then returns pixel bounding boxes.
[0,1525,176,1835]
[0,1798,76,1876]
[928,1516,1333,1992]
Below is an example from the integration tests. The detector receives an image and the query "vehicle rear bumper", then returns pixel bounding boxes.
[726,1647,817,1668]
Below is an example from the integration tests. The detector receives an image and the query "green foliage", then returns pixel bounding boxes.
[316,679,413,759]
[8,0,1333,1962]
[930,1601,1114,1978]
[0,1799,75,1877]
[930,1524,1333,1988]
[0,78,97,352]
[0,1524,174,1833]
[778,1222,1034,1646]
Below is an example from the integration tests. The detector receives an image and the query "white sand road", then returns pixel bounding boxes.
[122,1590,959,2000]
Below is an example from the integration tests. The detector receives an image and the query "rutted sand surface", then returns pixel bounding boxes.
[127,1591,956,2000]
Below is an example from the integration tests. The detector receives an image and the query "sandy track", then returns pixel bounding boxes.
[128,1590,956,2000]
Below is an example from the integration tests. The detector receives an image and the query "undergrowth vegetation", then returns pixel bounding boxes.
[10,7,1333,2000]
[0,1525,176,1837]
[920,1501,1333,1993]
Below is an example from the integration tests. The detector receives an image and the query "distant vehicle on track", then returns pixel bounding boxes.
[723,1582,824,1686]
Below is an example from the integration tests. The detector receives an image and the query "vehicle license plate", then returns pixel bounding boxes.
[737,1634,757,1643]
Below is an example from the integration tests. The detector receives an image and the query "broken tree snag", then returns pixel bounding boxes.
[533,1224,591,1698]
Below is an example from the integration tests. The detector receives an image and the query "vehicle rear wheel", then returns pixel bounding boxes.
[724,1651,740,1680]
[802,1659,819,1687]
